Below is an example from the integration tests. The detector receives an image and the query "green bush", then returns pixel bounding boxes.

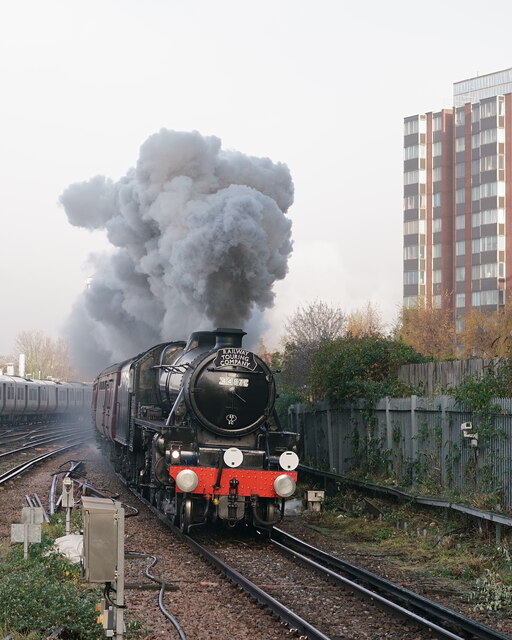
[0,540,102,639]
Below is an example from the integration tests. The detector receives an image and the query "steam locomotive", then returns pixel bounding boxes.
[92,328,299,533]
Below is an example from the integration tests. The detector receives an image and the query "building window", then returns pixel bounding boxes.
[455,188,465,204]
[472,133,480,148]
[404,245,422,260]
[433,294,442,308]
[480,100,497,118]
[404,295,418,308]
[455,109,465,125]
[455,137,465,152]
[456,266,465,281]
[472,159,480,175]
[404,221,415,235]
[456,241,465,256]
[456,215,465,230]
[404,195,426,210]
[476,209,503,225]
[404,117,426,135]
[432,269,442,283]
[455,163,465,178]
[479,236,498,252]
[481,263,498,279]
[404,169,426,185]
[404,145,426,160]
[456,293,465,307]
[432,115,442,131]
[433,192,441,207]
[473,290,499,306]
[480,182,504,198]
[472,185,480,201]
[432,142,442,156]
[432,243,442,258]
[404,271,418,285]
[481,155,497,172]
[432,218,442,232]
[481,129,497,145]
[410,245,424,260]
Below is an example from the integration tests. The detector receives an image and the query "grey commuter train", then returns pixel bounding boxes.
[0,375,92,426]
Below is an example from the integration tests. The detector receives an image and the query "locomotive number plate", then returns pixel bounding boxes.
[219,376,249,388]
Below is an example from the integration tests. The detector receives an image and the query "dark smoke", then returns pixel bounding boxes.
[60,129,293,377]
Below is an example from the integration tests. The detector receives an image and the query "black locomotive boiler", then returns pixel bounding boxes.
[92,328,299,533]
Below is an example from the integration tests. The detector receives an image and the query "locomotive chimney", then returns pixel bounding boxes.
[214,328,246,349]
[184,331,217,353]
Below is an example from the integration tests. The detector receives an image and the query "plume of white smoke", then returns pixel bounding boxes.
[60,129,293,377]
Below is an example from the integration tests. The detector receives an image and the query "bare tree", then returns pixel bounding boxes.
[281,300,346,390]
[14,330,76,380]
[284,300,346,348]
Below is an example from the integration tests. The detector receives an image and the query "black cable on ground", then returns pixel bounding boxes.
[126,551,187,640]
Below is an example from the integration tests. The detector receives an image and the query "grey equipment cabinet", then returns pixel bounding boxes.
[82,496,120,583]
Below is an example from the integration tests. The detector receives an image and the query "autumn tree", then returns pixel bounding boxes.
[346,302,384,338]
[458,304,512,358]
[395,299,456,359]
[14,331,75,380]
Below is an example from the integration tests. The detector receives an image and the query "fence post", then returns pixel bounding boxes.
[440,395,448,486]
[326,405,335,472]
[411,395,418,485]
[385,397,392,450]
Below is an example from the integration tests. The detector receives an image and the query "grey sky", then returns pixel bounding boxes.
[2,0,512,363]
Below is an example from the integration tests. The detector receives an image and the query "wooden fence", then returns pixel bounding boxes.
[398,359,502,396]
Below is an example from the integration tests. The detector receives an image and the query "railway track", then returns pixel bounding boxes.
[129,483,510,640]
[0,436,92,486]
[0,422,87,450]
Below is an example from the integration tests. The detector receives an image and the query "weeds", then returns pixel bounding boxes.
[469,570,512,612]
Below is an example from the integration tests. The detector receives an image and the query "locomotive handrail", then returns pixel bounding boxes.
[152,364,192,373]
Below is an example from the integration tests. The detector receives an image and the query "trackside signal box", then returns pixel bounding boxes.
[82,497,121,583]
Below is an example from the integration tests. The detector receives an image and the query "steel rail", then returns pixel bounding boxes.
[123,478,467,640]
[119,478,330,640]
[272,527,510,640]
[0,439,89,486]
[0,428,86,459]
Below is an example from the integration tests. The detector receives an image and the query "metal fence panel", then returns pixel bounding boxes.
[290,396,512,509]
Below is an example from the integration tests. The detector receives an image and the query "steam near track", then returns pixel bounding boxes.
[60,129,294,377]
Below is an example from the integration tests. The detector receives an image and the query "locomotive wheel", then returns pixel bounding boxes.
[255,500,276,538]
[180,495,193,534]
